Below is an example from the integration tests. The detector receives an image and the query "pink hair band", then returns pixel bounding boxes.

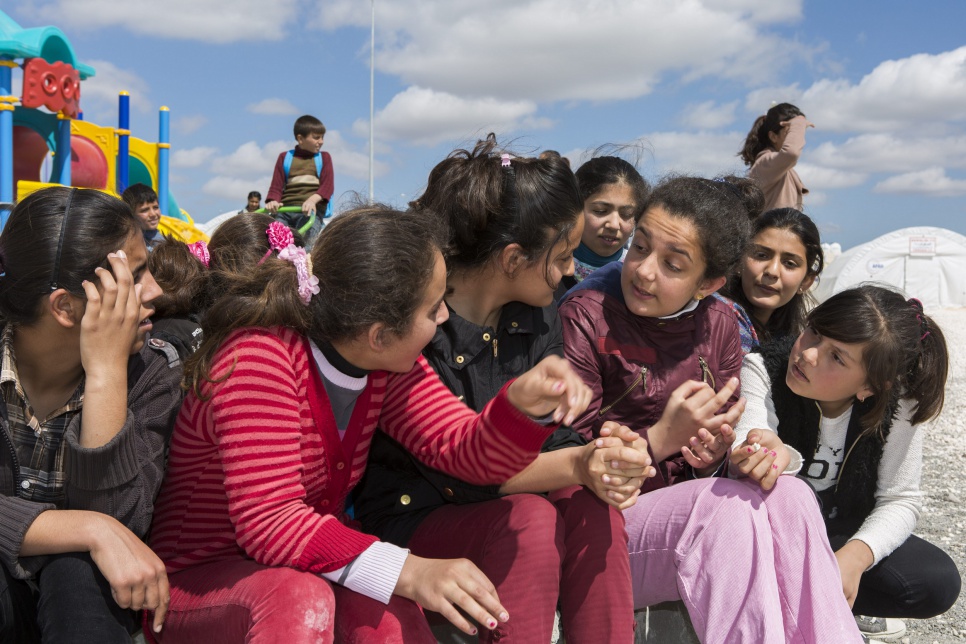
[187,241,210,267]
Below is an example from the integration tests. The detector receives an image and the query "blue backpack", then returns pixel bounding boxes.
[282,150,334,219]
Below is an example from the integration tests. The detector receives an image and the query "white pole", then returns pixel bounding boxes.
[369,0,375,203]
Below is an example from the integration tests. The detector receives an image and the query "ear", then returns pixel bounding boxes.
[366,322,390,353]
[498,244,527,277]
[47,289,81,329]
[696,275,727,300]
[798,274,816,294]
[856,384,875,403]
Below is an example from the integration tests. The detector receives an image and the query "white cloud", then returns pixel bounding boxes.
[32,0,302,44]
[171,146,217,168]
[321,130,389,182]
[746,46,966,134]
[203,175,273,201]
[874,168,966,197]
[79,60,151,121]
[795,163,867,190]
[643,131,745,177]
[247,98,300,116]
[318,0,807,103]
[809,134,966,174]
[173,115,207,136]
[679,100,739,130]
[354,86,551,147]
[211,139,291,177]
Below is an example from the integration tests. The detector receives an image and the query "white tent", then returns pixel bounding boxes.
[197,210,241,237]
[814,226,966,309]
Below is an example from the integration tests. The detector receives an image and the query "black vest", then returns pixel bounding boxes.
[757,337,898,530]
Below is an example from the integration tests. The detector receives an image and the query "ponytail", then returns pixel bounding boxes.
[905,300,948,425]
[739,103,806,167]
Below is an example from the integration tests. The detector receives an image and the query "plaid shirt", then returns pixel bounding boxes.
[0,326,84,506]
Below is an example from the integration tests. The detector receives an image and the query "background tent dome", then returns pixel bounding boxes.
[815,226,966,309]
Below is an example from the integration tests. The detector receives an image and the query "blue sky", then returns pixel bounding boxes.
[6,1,966,249]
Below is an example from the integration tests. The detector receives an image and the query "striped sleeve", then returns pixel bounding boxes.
[209,331,376,574]
[380,355,554,484]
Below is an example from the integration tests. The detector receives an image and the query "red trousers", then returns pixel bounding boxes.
[157,557,435,643]
[407,486,634,643]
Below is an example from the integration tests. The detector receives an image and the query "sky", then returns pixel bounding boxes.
[5,0,966,249]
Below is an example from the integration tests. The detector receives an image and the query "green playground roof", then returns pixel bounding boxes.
[0,9,95,79]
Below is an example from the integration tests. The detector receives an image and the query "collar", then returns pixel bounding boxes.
[429,301,535,369]
[574,243,623,269]
[309,340,368,391]
[658,298,702,320]
[292,146,321,159]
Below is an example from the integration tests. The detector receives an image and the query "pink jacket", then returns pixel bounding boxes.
[748,115,809,211]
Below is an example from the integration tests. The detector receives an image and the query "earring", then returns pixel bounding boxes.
[694,294,704,301]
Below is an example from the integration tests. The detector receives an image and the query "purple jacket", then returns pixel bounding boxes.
[559,262,742,493]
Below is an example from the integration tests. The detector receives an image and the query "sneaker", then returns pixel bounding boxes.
[855,615,906,641]
[861,636,887,644]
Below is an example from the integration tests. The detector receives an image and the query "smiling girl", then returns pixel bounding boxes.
[560,175,863,642]
[722,208,824,348]
[732,285,961,641]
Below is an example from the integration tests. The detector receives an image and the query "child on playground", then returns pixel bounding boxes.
[720,207,825,350]
[355,137,649,642]
[559,175,865,643]
[0,186,183,641]
[121,182,163,252]
[733,285,961,641]
[265,114,334,244]
[149,208,592,642]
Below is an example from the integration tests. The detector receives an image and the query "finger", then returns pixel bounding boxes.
[436,601,479,636]
[616,489,641,511]
[700,377,739,415]
[736,445,767,473]
[153,572,170,632]
[129,581,146,611]
[93,265,119,313]
[687,436,718,463]
[750,449,778,482]
[680,446,707,469]
[672,379,712,403]
[112,584,133,610]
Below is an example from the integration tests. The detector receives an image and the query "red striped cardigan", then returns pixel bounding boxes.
[150,326,552,574]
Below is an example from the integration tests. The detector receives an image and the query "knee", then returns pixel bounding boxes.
[913,552,962,617]
[251,568,336,631]
[490,494,566,563]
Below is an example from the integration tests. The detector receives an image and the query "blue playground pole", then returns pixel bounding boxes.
[52,113,72,186]
[158,106,170,216]
[0,59,16,229]
[117,91,130,193]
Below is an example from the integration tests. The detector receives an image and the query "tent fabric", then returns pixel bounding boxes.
[814,226,966,309]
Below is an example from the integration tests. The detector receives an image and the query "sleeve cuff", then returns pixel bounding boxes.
[64,411,142,490]
[320,541,410,605]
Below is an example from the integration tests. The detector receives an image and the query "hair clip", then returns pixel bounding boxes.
[258,221,295,265]
[187,241,210,267]
[258,221,318,304]
[501,153,512,168]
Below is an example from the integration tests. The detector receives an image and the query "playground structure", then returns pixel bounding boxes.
[0,9,206,241]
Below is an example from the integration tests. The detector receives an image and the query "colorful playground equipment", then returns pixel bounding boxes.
[0,9,206,241]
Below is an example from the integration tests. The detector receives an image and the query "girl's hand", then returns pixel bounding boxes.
[834,541,874,608]
[80,250,141,379]
[578,422,654,509]
[87,514,170,634]
[729,429,790,490]
[682,423,736,473]
[395,555,507,636]
[648,378,745,462]
[506,356,592,426]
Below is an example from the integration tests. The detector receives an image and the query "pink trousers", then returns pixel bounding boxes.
[625,476,863,644]
[157,557,435,643]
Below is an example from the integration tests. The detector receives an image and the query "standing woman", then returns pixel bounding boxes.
[355,137,648,643]
[0,187,181,641]
[741,103,814,211]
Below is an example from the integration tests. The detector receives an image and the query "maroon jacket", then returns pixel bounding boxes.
[559,262,742,493]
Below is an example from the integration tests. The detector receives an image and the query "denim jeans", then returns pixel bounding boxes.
[1,552,135,643]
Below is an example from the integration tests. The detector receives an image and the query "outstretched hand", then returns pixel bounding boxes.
[506,356,592,426]
[648,377,745,463]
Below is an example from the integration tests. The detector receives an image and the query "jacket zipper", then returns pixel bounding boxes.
[2,420,21,494]
[492,338,499,358]
[698,356,715,389]
[599,367,647,417]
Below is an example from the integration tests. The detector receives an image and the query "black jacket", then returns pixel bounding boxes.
[354,302,585,546]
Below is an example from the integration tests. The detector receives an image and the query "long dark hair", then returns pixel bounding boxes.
[186,207,442,396]
[0,187,138,326]
[723,208,823,341]
[641,175,758,279]
[413,134,580,285]
[806,285,947,432]
[739,103,805,166]
[148,237,210,319]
